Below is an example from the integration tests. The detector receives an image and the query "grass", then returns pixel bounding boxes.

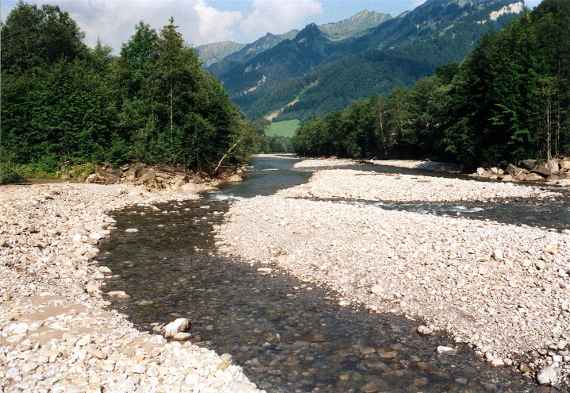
[266,119,301,138]
[0,161,97,184]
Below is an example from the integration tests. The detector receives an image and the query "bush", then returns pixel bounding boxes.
[0,162,24,184]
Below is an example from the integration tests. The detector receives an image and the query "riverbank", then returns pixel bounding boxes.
[0,183,261,392]
[216,158,570,387]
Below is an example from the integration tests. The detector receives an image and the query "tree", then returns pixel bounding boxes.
[1,2,86,73]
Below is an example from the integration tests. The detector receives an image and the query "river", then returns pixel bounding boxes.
[97,155,555,392]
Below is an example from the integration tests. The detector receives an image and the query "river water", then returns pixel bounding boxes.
[98,155,560,392]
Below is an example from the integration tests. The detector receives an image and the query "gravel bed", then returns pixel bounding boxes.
[282,168,559,202]
[0,183,261,393]
[216,159,570,387]
[293,158,356,168]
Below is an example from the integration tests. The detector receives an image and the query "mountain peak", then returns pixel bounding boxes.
[296,23,324,40]
[319,9,392,40]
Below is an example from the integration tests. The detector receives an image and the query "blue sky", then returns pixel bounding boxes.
[1,0,542,49]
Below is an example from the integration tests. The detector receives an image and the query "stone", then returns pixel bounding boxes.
[537,365,560,386]
[89,232,104,241]
[99,266,112,274]
[560,159,570,170]
[520,159,537,170]
[533,163,552,177]
[523,173,544,182]
[4,322,29,336]
[417,325,433,335]
[436,346,456,355]
[172,332,192,341]
[544,244,559,255]
[361,382,381,392]
[492,248,504,261]
[107,291,130,300]
[477,168,489,177]
[257,268,272,275]
[506,164,525,177]
[125,228,139,233]
[162,318,191,338]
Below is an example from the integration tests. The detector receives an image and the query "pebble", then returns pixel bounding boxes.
[107,290,130,299]
[436,346,456,355]
[417,325,433,335]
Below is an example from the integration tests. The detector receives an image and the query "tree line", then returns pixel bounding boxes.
[1,2,261,182]
[293,0,570,168]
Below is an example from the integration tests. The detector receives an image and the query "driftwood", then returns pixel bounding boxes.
[214,139,241,176]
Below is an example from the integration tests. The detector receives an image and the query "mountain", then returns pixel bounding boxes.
[211,0,526,121]
[195,41,245,67]
[208,30,299,76]
[202,10,391,69]
[319,10,392,40]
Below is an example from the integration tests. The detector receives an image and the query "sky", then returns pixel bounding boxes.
[1,0,543,50]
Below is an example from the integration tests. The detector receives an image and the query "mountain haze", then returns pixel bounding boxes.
[196,41,245,67]
[319,10,392,40]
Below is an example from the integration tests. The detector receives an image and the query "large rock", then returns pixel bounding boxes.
[560,159,570,171]
[532,163,552,177]
[519,159,537,170]
[521,173,544,182]
[86,166,121,184]
[537,365,560,386]
[162,318,191,338]
[506,164,525,177]
[123,163,146,183]
[476,167,490,177]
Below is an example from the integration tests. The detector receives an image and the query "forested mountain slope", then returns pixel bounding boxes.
[293,0,570,168]
[209,0,525,121]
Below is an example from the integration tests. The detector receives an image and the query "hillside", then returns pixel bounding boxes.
[209,0,525,121]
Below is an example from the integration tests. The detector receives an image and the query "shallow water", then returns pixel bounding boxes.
[98,156,558,392]
[295,195,570,232]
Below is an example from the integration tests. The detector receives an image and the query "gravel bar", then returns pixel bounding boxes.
[217,158,570,386]
[1,183,262,393]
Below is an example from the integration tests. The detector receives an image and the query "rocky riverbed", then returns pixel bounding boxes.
[216,158,570,387]
[0,183,261,393]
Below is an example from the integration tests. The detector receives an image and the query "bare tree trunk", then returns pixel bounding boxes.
[556,96,561,158]
[376,98,385,157]
[546,94,552,161]
[170,85,174,145]
[214,139,242,176]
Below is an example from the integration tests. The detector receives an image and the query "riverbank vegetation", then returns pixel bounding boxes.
[0,2,261,184]
[293,0,570,168]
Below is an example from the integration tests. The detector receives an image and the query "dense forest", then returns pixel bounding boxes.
[293,0,570,168]
[0,2,261,183]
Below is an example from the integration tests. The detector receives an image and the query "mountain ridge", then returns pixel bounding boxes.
[206,0,526,121]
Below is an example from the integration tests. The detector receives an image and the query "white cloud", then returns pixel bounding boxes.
[4,0,323,50]
[239,0,323,40]
[19,0,242,49]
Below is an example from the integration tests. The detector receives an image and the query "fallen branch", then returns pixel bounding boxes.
[214,138,241,176]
